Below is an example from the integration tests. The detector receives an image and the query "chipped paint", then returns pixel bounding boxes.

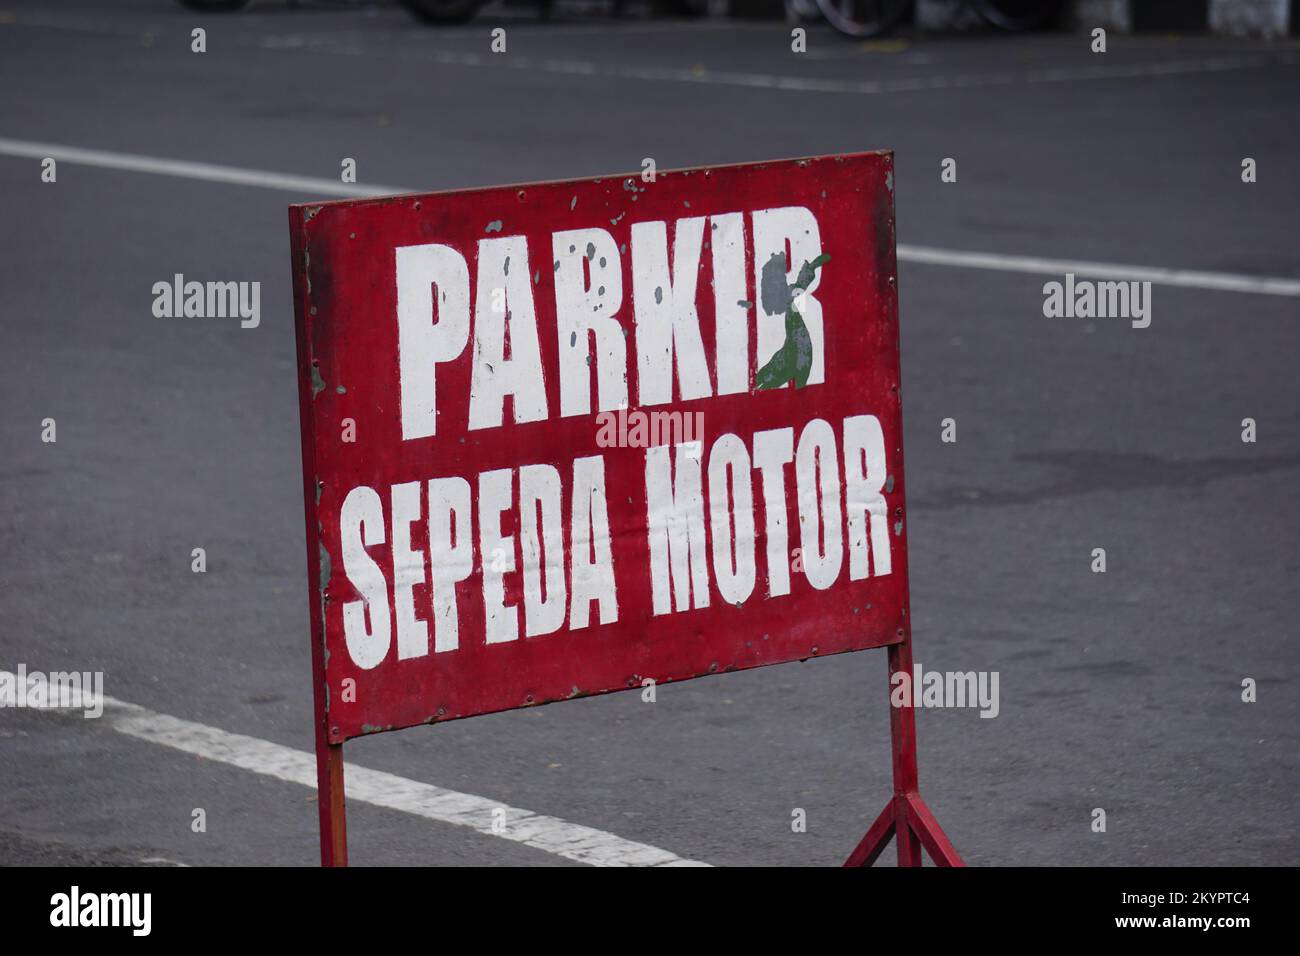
[289,151,907,744]
[760,252,792,316]
[318,538,333,684]
[318,541,332,589]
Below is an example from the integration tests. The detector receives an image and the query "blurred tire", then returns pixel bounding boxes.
[816,0,912,38]
[399,0,487,24]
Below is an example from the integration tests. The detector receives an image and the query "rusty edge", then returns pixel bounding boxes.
[285,149,895,217]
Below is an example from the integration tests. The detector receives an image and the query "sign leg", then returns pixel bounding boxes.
[316,739,348,867]
[894,795,924,866]
[905,792,964,867]
[843,637,965,867]
[843,798,896,867]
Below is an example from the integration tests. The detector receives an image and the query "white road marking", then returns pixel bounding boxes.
[0,138,402,198]
[897,244,1300,297]
[427,50,1300,96]
[1,674,706,867]
[2,136,1296,298]
[254,33,1300,96]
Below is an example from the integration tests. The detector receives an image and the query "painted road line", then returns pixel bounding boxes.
[0,138,403,198]
[2,137,1297,298]
[0,673,707,867]
[410,50,1300,96]
[251,31,1300,97]
[897,244,1300,297]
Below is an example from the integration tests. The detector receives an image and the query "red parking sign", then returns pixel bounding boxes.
[289,151,959,866]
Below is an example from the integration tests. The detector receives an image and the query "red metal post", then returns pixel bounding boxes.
[315,739,348,867]
[887,640,924,866]
[291,207,348,867]
[886,640,919,793]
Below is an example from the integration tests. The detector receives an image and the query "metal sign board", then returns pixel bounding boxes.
[289,151,909,745]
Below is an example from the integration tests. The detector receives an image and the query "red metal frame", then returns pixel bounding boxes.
[288,153,963,867]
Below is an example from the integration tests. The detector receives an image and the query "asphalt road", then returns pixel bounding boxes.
[1,0,1298,867]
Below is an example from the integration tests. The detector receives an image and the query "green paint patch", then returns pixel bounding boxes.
[755,253,830,391]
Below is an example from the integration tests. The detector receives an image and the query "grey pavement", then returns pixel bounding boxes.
[0,0,1297,866]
